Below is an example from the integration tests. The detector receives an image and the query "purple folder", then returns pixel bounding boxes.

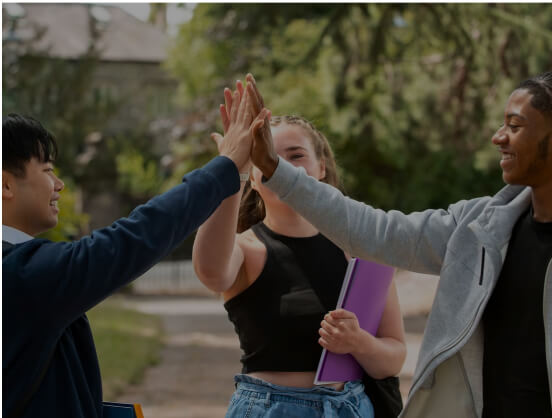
[314,258,394,384]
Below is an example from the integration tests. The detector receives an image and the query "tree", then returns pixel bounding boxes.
[167,4,552,212]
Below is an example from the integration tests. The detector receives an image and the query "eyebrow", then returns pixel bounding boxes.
[506,113,527,120]
[284,146,308,152]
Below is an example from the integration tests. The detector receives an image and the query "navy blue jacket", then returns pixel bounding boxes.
[3,156,239,418]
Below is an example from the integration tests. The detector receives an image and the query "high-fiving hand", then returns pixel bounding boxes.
[212,74,262,173]
[248,79,279,180]
[212,73,279,179]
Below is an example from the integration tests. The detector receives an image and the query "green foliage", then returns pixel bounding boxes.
[167,4,552,212]
[3,41,119,180]
[116,149,164,199]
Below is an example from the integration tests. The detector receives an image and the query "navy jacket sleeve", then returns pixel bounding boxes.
[3,156,240,328]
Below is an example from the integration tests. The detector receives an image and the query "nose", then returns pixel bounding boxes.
[491,126,508,146]
[54,175,64,192]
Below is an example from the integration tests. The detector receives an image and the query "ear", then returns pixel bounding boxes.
[2,170,15,200]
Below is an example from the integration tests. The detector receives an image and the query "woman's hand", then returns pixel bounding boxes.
[319,309,373,355]
[212,75,260,173]
[220,74,264,133]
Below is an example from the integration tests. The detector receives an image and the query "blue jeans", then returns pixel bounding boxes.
[225,374,375,418]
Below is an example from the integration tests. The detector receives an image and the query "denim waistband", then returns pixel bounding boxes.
[230,374,372,417]
[234,374,365,398]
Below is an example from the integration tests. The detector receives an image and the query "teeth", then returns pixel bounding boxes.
[50,201,57,207]
[502,154,513,161]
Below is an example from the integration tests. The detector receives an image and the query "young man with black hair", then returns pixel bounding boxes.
[2,74,260,418]
[249,72,552,418]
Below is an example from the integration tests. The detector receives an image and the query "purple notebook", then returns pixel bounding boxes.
[314,258,394,384]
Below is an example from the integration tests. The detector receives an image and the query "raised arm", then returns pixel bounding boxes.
[193,75,262,292]
[192,180,247,292]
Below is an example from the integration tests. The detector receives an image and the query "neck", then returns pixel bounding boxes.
[263,205,318,237]
[531,182,552,222]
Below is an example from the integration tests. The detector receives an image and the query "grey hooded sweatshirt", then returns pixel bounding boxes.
[263,157,552,418]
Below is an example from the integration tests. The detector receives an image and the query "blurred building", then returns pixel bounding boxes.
[3,2,177,145]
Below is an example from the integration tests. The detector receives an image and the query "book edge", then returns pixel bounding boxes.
[314,258,358,385]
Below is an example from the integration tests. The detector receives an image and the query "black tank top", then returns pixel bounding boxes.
[224,222,348,373]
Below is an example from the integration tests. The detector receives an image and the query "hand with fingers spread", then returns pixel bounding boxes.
[319,309,373,356]
[218,80,245,134]
[211,77,255,173]
[212,74,264,173]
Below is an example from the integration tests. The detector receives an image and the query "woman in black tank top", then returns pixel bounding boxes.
[193,93,406,418]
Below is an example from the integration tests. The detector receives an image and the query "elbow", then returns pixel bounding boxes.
[372,342,407,380]
[387,342,407,378]
[208,281,232,294]
[193,262,233,293]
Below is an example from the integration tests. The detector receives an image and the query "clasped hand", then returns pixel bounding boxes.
[319,309,367,355]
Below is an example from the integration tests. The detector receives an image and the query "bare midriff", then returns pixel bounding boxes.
[248,371,345,391]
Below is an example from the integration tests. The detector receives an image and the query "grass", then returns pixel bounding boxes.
[87,296,164,400]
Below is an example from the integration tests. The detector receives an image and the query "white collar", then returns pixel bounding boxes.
[2,225,34,244]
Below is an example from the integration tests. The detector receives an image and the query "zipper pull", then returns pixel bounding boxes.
[479,247,486,286]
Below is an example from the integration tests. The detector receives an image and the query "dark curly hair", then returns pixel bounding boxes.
[516,71,552,116]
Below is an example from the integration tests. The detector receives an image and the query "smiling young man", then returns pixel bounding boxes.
[248,72,552,418]
[2,77,259,418]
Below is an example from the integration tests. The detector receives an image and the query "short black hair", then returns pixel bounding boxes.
[516,71,552,116]
[2,113,58,177]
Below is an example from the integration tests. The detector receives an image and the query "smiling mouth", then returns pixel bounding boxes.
[49,200,58,208]
[501,153,514,161]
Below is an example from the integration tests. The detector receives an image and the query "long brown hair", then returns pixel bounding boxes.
[237,115,341,233]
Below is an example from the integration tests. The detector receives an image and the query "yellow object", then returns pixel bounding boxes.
[133,404,144,418]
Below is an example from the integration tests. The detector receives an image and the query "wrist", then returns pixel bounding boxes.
[351,330,375,357]
[259,155,279,181]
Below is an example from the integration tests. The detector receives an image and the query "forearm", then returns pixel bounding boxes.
[192,182,245,292]
[352,332,406,379]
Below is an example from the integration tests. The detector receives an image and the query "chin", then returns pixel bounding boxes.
[47,218,59,230]
[502,174,526,186]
